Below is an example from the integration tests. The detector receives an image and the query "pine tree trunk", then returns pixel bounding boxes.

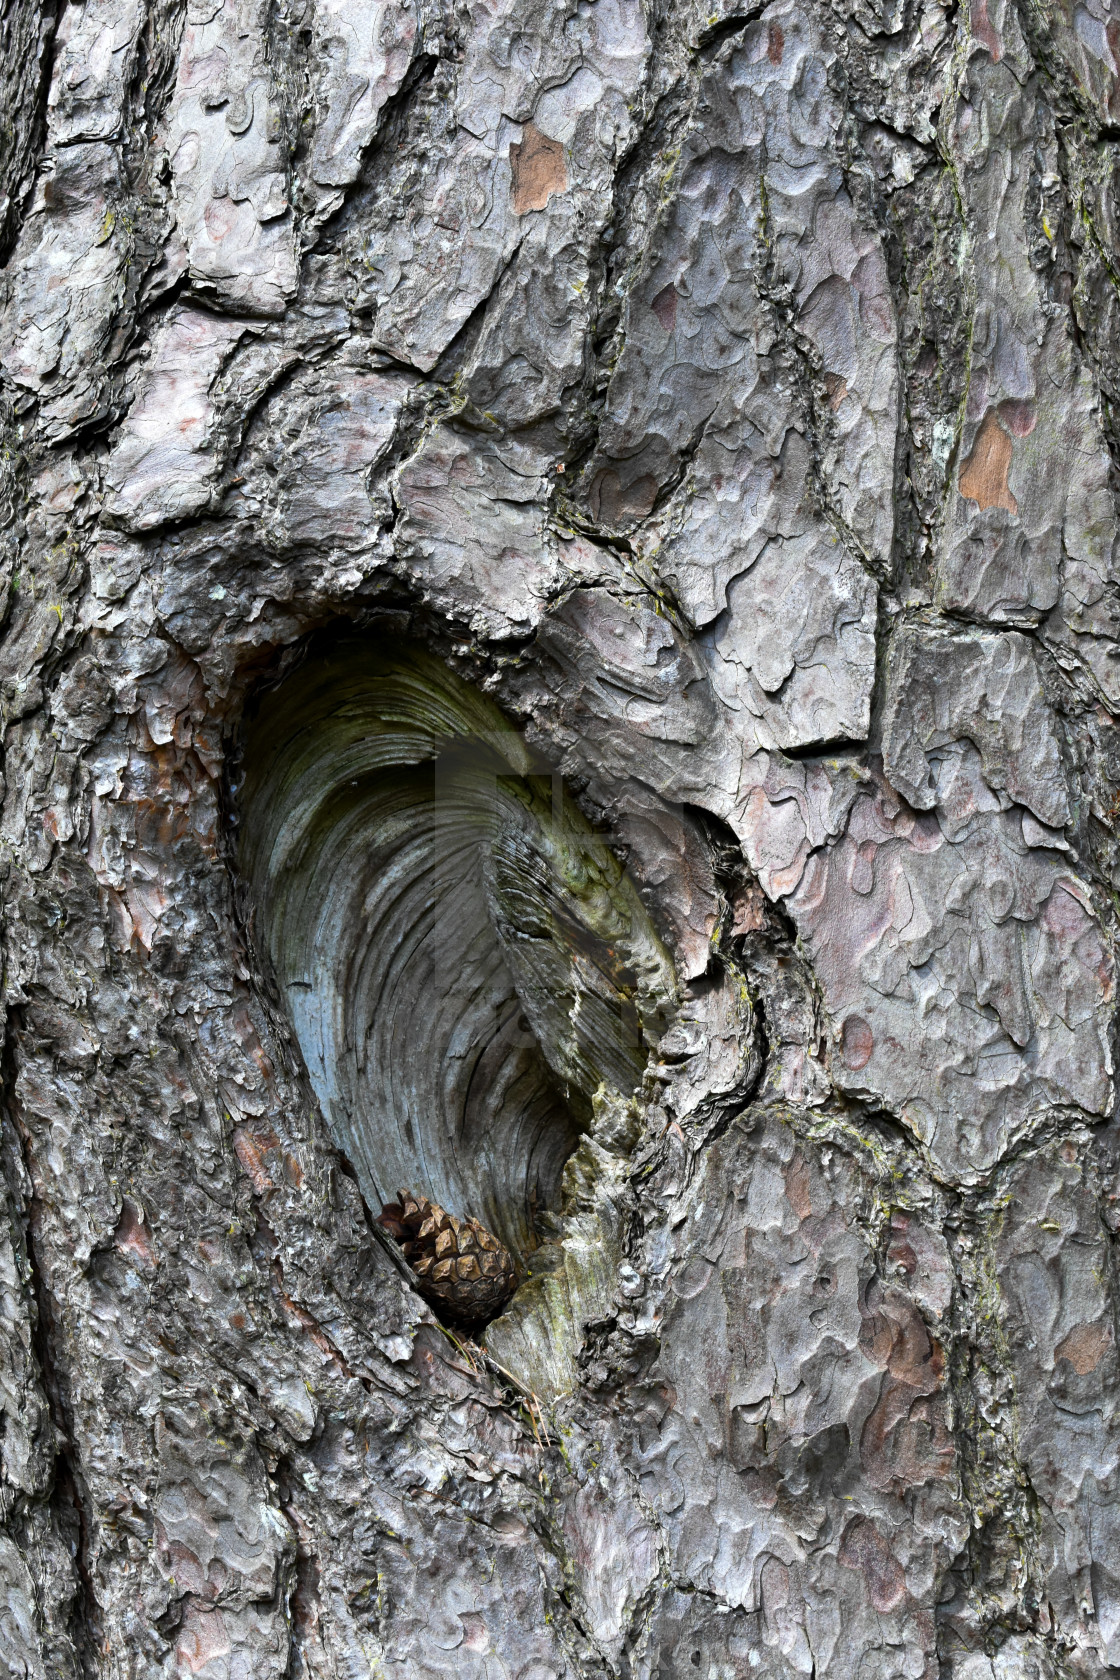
[2,0,1120,1673]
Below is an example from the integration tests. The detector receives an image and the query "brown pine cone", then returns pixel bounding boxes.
[377,1191,517,1329]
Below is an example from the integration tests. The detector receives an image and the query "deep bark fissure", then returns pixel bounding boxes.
[1,1018,99,1678]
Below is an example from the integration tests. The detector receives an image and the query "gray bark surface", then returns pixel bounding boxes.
[1,0,1120,1674]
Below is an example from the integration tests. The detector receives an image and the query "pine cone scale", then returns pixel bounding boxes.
[377,1191,518,1329]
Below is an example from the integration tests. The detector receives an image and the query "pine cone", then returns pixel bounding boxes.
[377,1191,517,1329]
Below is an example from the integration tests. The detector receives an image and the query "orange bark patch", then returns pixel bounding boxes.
[510,124,567,213]
[650,283,678,330]
[823,371,849,409]
[839,1517,907,1611]
[273,1267,356,1376]
[997,397,1036,437]
[959,409,1017,514]
[784,1155,813,1220]
[590,468,658,523]
[233,1126,278,1194]
[115,1199,157,1267]
[970,0,1002,58]
[731,884,765,934]
[841,1014,874,1070]
[176,1607,233,1673]
[1056,1320,1111,1375]
[887,1214,918,1280]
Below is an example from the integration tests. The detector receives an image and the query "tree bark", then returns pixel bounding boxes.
[2,0,1120,1674]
